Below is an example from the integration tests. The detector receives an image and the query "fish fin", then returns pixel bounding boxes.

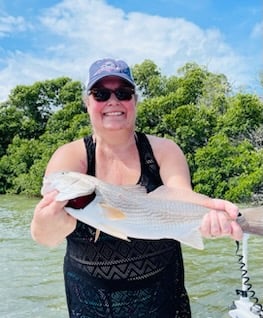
[148,185,211,207]
[94,229,101,242]
[105,227,130,241]
[100,203,126,220]
[96,223,130,242]
[180,229,205,250]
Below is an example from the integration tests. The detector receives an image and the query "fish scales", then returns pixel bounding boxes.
[100,196,207,234]
[90,177,210,223]
[102,194,209,224]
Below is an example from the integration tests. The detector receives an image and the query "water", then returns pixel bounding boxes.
[0,195,262,318]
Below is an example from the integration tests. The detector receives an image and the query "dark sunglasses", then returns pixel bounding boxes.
[88,87,135,102]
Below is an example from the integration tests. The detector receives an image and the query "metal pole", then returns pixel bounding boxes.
[241,233,250,294]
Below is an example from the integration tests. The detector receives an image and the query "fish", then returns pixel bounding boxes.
[41,171,263,250]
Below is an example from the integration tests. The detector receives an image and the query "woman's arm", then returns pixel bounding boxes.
[149,135,243,241]
[31,139,87,247]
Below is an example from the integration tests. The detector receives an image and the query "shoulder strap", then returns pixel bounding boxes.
[83,135,96,176]
[135,131,163,192]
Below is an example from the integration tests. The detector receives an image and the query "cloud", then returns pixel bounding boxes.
[0,0,261,101]
[36,0,253,81]
[0,12,30,37]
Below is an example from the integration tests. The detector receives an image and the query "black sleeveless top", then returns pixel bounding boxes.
[63,132,191,318]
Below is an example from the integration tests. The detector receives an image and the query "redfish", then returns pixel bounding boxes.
[41,171,263,249]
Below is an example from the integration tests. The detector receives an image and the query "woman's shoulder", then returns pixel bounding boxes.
[146,134,181,150]
[55,138,85,154]
[146,134,186,162]
[45,138,87,174]
[145,134,190,187]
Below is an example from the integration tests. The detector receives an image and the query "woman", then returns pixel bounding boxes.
[31,58,242,317]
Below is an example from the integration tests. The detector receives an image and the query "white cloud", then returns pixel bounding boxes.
[37,0,254,84]
[0,13,30,37]
[0,0,261,101]
[0,50,87,101]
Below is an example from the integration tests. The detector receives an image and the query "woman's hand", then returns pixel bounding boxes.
[31,190,77,247]
[200,198,243,241]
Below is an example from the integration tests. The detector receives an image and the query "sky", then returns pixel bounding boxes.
[0,0,262,102]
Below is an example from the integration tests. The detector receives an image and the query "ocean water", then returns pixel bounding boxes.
[0,195,262,317]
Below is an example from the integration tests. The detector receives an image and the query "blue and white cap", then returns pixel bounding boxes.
[86,58,135,90]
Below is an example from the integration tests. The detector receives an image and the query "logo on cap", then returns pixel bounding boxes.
[93,60,121,76]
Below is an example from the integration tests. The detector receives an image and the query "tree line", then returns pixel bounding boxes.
[0,60,263,203]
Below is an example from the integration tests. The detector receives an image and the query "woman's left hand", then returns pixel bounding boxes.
[200,198,243,241]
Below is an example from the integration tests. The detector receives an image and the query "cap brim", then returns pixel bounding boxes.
[87,73,135,90]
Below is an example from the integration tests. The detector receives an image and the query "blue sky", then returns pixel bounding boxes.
[0,0,262,101]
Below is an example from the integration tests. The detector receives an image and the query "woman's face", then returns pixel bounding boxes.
[86,76,137,133]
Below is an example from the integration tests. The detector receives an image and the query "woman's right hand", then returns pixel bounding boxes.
[31,190,77,247]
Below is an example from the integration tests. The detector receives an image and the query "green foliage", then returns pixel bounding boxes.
[0,77,81,158]
[162,105,217,154]
[9,77,73,120]
[0,104,24,157]
[1,60,262,202]
[136,92,182,134]
[193,135,263,202]
[132,60,163,98]
[226,168,263,203]
[216,94,263,139]
[175,63,207,105]
[0,136,41,194]
[0,78,90,195]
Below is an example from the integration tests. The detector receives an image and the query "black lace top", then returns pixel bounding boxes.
[64,132,191,317]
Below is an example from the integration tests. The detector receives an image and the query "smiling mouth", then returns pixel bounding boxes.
[103,111,124,116]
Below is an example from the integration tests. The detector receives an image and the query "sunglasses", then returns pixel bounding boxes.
[89,87,135,102]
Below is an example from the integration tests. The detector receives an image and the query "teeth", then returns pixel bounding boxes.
[104,112,123,116]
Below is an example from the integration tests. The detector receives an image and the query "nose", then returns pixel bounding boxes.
[107,91,120,104]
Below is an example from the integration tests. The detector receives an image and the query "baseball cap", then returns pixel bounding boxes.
[86,58,135,90]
